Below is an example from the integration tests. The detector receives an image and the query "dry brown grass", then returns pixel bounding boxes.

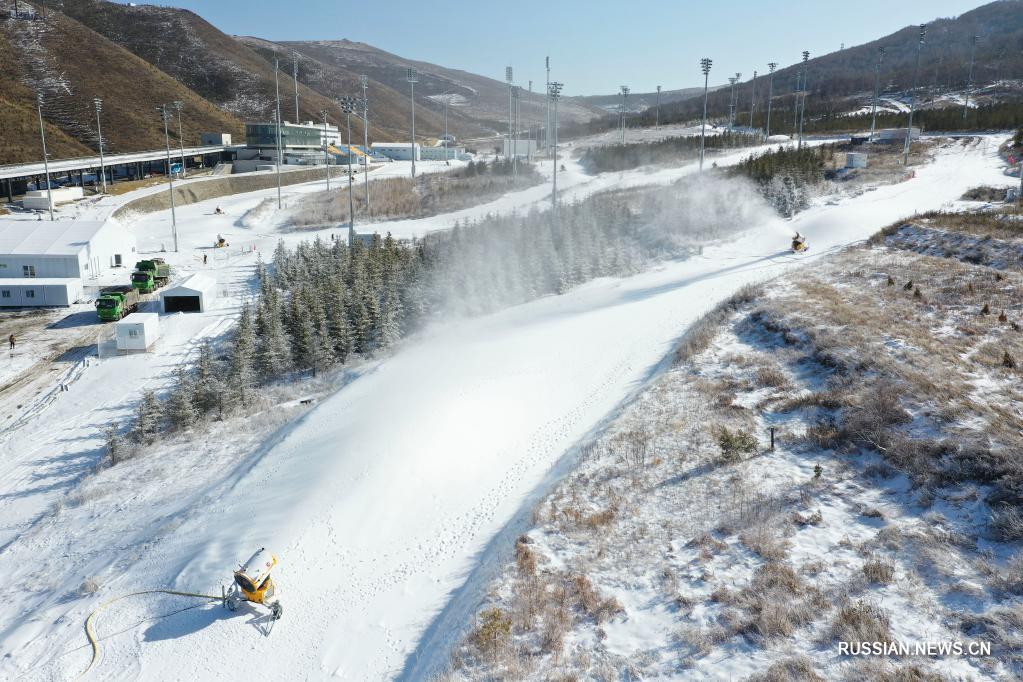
[746,655,824,682]
[862,557,896,585]
[830,600,892,644]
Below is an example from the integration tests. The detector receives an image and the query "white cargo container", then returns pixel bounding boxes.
[22,186,84,209]
[0,278,83,307]
[846,152,868,168]
[115,312,159,352]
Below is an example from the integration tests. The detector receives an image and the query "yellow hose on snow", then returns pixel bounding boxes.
[78,589,221,679]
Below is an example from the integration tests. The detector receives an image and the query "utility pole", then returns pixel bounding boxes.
[548,81,563,213]
[274,56,284,209]
[321,109,331,191]
[340,97,357,245]
[93,97,107,193]
[655,85,662,127]
[869,47,886,143]
[620,86,630,143]
[36,93,54,221]
[749,70,758,129]
[699,58,712,171]
[798,52,810,149]
[765,63,777,139]
[727,76,738,128]
[904,25,926,166]
[963,35,979,120]
[360,75,370,215]
[407,67,418,178]
[293,52,300,123]
[173,100,186,178]
[158,104,178,251]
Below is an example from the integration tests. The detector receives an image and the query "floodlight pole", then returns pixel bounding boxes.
[620,86,630,143]
[506,66,514,172]
[749,70,758,130]
[512,85,520,175]
[93,97,107,193]
[293,52,300,122]
[798,52,809,149]
[322,110,331,191]
[360,75,370,214]
[173,100,186,178]
[340,97,357,244]
[963,35,979,120]
[869,47,886,143]
[407,67,418,178]
[36,93,54,221]
[699,58,712,171]
[528,80,533,162]
[545,56,551,157]
[904,25,926,166]
[158,105,178,251]
[765,63,777,139]
[655,85,661,127]
[548,82,563,212]
[274,57,284,209]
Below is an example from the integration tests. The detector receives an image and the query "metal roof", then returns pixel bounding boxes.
[161,272,216,296]
[0,221,107,257]
[0,144,236,181]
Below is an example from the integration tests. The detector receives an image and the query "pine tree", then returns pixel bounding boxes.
[256,297,292,379]
[133,390,163,444]
[228,303,258,406]
[105,424,129,464]
[167,368,199,430]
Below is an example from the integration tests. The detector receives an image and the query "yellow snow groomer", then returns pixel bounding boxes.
[223,547,283,622]
[792,232,809,253]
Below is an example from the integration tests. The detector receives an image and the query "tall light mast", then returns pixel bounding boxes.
[963,35,979,120]
[360,75,370,215]
[407,67,418,178]
[36,93,54,221]
[157,104,178,251]
[904,25,927,166]
[765,63,777,139]
[699,58,712,171]
[93,97,107,193]
[548,81,563,212]
[173,100,186,178]
[798,52,810,149]
[869,47,886,143]
[293,52,300,122]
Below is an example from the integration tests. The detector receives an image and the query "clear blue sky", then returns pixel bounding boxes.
[129,0,986,95]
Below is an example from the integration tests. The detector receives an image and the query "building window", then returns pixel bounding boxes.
[114,254,123,267]
[1,291,9,298]
[128,329,140,338]
[25,290,35,298]
[22,265,35,278]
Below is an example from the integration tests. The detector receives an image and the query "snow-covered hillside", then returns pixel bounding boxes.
[0,136,1010,681]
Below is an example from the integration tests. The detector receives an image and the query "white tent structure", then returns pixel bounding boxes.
[0,220,135,279]
[160,273,215,313]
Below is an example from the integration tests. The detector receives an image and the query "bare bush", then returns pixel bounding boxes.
[831,600,892,644]
[862,557,896,585]
[747,655,824,681]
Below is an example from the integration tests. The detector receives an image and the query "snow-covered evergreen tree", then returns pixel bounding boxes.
[133,390,163,444]
[167,368,199,429]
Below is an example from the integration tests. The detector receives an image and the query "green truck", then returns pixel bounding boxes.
[95,286,140,321]
[131,258,171,294]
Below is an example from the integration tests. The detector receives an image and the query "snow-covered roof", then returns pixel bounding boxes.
[0,278,82,286]
[0,221,107,257]
[161,273,216,296]
[118,312,158,326]
[371,142,420,148]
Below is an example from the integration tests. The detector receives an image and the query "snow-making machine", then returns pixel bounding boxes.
[223,547,283,628]
[791,232,809,253]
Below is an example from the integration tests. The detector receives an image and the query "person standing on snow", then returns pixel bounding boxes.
[8,334,15,350]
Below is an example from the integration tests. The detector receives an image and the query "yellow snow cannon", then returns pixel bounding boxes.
[214,235,229,248]
[223,547,283,623]
[791,232,808,253]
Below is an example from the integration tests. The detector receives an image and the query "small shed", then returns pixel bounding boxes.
[116,313,159,352]
[0,278,83,307]
[160,273,215,313]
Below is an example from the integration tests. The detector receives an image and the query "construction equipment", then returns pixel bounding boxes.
[223,547,283,631]
[791,232,809,253]
[95,285,140,321]
[131,258,171,294]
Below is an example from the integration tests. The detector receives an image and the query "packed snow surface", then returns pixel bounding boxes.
[0,136,1009,680]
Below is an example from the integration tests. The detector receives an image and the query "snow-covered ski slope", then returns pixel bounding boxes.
[0,136,1009,681]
